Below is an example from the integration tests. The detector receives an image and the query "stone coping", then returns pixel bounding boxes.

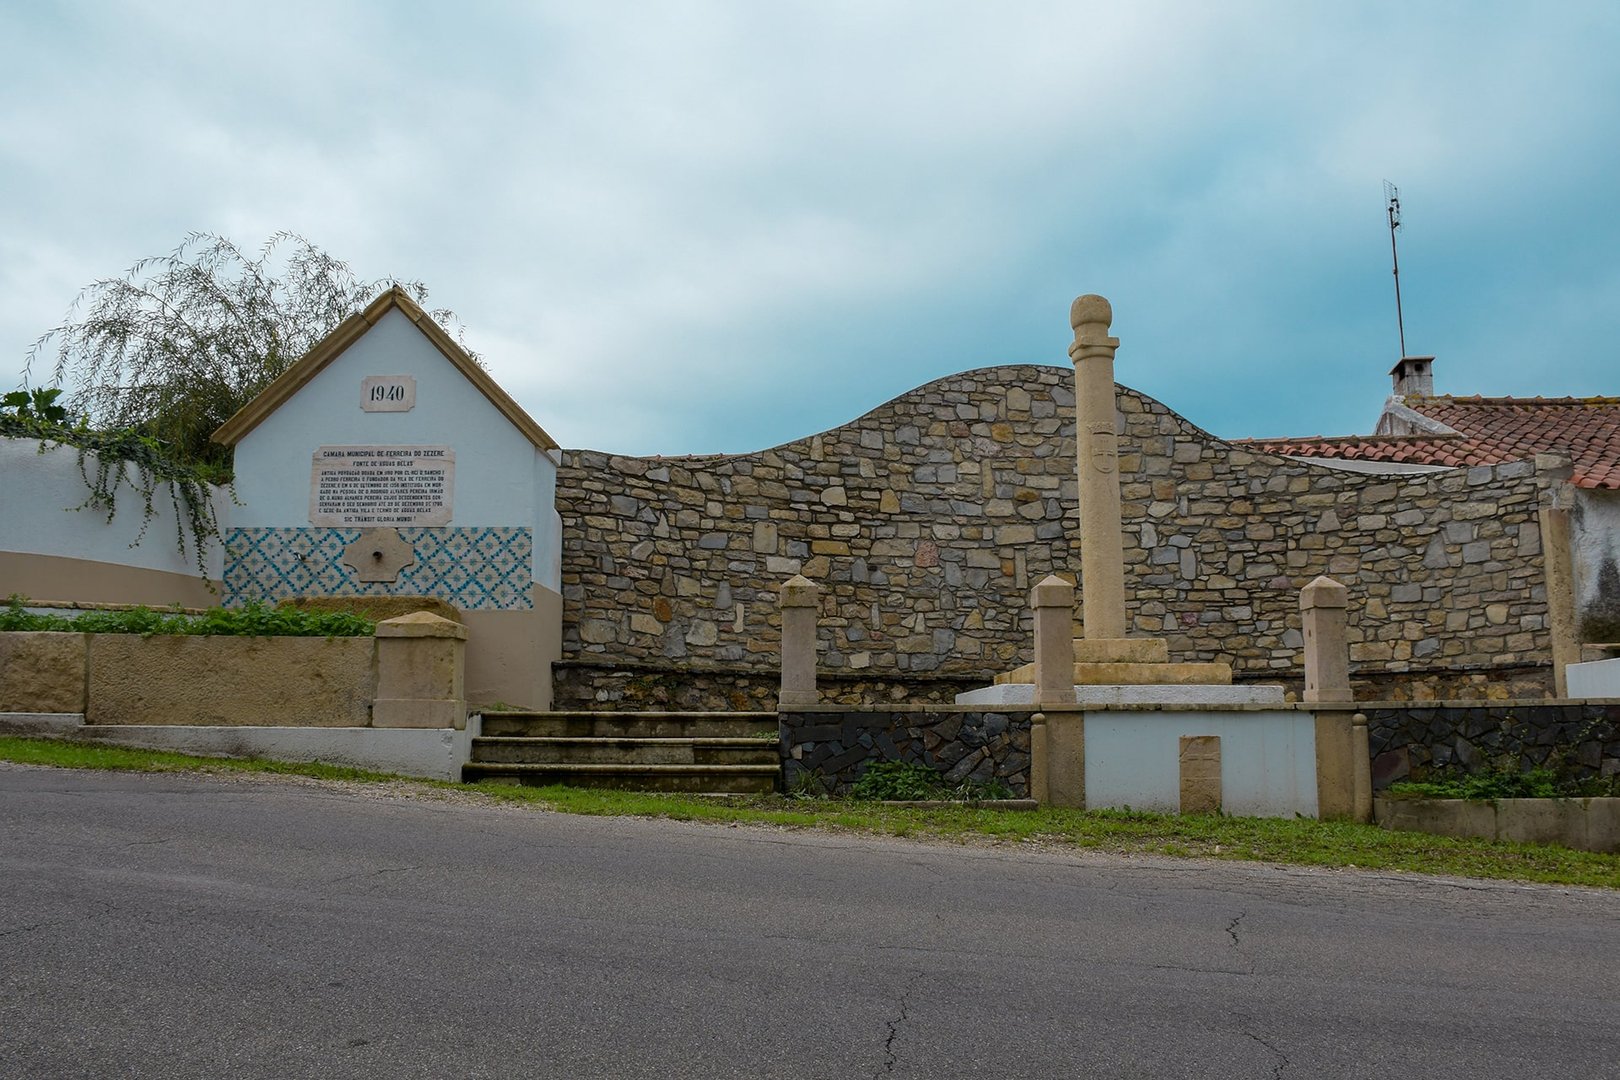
[553,657,987,683]
[779,702,1345,715]
[780,698,1620,714]
[878,799,1039,810]
[13,599,212,616]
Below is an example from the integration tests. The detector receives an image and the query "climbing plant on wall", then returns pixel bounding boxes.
[0,392,225,578]
[12,231,474,576]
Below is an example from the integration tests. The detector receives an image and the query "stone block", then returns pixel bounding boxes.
[0,632,87,713]
[88,634,376,728]
[1179,735,1222,814]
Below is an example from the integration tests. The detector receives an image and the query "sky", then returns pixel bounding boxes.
[2,1,1617,457]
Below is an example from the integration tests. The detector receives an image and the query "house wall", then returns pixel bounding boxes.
[225,307,563,709]
[556,364,1555,708]
[0,437,224,607]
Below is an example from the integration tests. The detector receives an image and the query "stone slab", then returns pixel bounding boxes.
[70,718,480,782]
[1073,637,1170,664]
[0,712,86,736]
[0,632,88,713]
[956,683,1285,706]
[1565,658,1620,699]
[997,660,1234,686]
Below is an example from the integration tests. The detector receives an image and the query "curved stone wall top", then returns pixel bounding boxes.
[556,363,1550,686]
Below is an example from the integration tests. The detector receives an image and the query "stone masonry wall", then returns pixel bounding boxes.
[1367,701,1620,788]
[557,364,1553,707]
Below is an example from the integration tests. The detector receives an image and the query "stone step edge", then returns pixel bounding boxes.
[471,736,777,747]
[478,711,777,720]
[462,763,781,774]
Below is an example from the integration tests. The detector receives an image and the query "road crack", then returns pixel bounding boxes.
[1242,1027,1289,1079]
[876,972,922,1077]
[1226,910,1246,948]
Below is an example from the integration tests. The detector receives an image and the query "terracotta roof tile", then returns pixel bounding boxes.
[1239,396,1620,488]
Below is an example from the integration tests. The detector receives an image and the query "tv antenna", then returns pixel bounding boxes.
[1384,180,1407,357]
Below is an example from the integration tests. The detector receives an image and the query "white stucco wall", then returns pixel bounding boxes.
[229,308,559,589]
[1083,709,1319,818]
[1573,489,1620,636]
[0,436,226,580]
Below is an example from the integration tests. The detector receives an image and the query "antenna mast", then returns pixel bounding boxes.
[1384,180,1407,358]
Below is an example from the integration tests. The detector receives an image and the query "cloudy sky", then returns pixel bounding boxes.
[3,2,1616,456]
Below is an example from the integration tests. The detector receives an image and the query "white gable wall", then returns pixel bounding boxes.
[225,306,563,708]
[232,308,558,588]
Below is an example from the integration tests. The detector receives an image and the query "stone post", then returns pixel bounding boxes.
[1031,575,1076,705]
[373,612,468,729]
[1069,294,1126,640]
[1300,575,1351,703]
[778,574,821,706]
[1351,712,1373,824]
[1536,454,1579,697]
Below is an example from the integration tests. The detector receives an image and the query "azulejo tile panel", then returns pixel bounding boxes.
[225,527,533,611]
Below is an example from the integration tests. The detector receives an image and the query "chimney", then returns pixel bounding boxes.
[1389,355,1435,398]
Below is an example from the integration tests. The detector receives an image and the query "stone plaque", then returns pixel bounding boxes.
[310,445,454,527]
[360,375,416,412]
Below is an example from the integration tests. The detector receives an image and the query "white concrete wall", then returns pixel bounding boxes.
[0,436,226,580]
[1083,709,1319,818]
[1573,489,1620,637]
[230,308,559,589]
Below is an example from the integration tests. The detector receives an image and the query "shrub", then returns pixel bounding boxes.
[0,596,374,637]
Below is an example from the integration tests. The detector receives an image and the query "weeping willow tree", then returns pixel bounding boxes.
[24,231,472,476]
[8,232,472,578]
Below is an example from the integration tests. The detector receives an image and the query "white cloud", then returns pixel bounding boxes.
[2,1,1617,453]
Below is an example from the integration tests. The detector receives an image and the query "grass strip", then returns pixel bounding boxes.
[0,735,401,783]
[3,736,1616,889]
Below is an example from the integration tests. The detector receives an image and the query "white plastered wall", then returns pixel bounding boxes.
[230,308,559,590]
[0,436,226,585]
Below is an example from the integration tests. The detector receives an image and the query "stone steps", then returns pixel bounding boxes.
[466,710,781,793]
[471,736,777,766]
[479,710,776,739]
[460,762,781,794]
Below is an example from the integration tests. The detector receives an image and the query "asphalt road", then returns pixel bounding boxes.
[2,765,1618,1080]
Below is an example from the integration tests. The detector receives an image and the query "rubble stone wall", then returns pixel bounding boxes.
[779,707,1033,796]
[1367,701,1620,788]
[556,364,1554,707]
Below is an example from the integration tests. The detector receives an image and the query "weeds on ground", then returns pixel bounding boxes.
[3,736,1617,889]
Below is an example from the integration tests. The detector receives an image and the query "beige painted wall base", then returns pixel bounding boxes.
[461,583,562,711]
[0,550,218,608]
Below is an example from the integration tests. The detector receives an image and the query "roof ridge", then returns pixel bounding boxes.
[1415,394,1620,407]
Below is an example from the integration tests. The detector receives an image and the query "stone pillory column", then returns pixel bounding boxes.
[1069,294,1127,641]
[1300,575,1352,703]
[1031,575,1077,705]
[778,574,821,706]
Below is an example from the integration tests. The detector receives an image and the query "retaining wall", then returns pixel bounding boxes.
[780,706,1033,796]
[0,631,376,726]
[1366,700,1620,788]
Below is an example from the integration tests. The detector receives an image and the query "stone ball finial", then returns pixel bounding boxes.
[1070,294,1112,334]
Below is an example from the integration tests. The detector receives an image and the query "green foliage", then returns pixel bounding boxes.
[851,761,945,800]
[1390,766,1620,800]
[24,231,473,473]
[0,596,373,637]
[848,760,1015,802]
[1,386,68,424]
